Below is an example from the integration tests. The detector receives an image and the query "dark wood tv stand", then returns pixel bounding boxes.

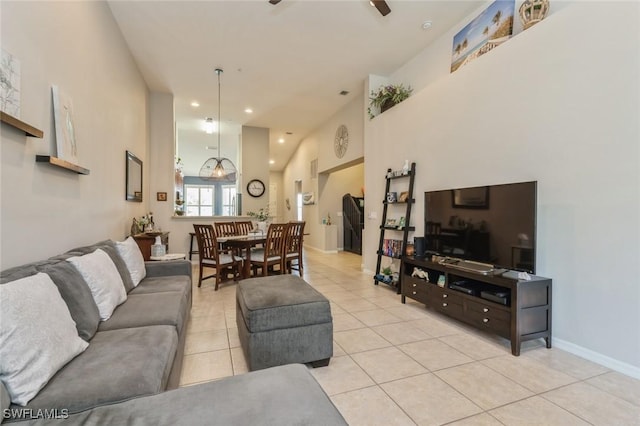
[401,256,552,356]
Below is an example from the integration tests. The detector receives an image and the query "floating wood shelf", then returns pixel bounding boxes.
[1,112,43,138]
[36,155,90,175]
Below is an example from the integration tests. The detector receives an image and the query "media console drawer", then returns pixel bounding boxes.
[465,299,511,322]
[464,309,510,337]
[401,277,429,303]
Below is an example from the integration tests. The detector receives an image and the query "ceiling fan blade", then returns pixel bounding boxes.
[269,0,282,4]
[371,0,391,17]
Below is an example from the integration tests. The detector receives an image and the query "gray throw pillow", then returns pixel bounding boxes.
[36,261,100,341]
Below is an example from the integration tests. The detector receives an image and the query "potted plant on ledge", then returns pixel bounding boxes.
[247,207,270,233]
[368,83,413,119]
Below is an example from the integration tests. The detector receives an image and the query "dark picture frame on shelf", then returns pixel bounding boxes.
[451,186,489,209]
[126,151,143,202]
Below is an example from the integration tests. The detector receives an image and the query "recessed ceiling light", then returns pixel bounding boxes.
[244,108,253,114]
[339,90,349,96]
[269,160,275,165]
[422,20,433,30]
[278,138,285,144]
[191,101,200,107]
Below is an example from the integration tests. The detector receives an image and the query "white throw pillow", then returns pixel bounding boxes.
[0,273,89,406]
[67,249,127,320]
[115,236,146,287]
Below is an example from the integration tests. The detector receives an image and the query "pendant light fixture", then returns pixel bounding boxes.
[199,68,237,181]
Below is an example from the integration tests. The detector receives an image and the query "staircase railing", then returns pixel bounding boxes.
[342,193,364,255]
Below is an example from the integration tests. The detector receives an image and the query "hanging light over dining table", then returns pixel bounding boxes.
[199,68,237,181]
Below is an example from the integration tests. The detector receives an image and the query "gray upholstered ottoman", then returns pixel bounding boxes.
[236,275,333,371]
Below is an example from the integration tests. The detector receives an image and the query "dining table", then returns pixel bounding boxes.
[219,233,267,279]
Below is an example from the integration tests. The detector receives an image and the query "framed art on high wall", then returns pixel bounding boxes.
[450,0,515,73]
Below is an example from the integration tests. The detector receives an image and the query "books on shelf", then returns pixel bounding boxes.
[382,239,404,257]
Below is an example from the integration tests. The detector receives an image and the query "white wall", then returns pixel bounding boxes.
[318,162,364,250]
[282,96,364,251]
[364,1,640,375]
[1,2,149,268]
[241,126,270,215]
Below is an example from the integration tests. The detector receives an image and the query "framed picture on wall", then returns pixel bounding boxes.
[157,192,167,201]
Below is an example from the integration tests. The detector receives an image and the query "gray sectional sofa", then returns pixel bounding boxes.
[0,240,346,425]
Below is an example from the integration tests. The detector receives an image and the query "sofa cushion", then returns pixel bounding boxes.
[115,237,146,287]
[67,249,127,321]
[237,275,332,332]
[0,260,100,341]
[128,274,191,296]
[17,326,177,416]
[65,240,135,293]
[0,273,89,406]
[48,364,347,426]
[98,291,189,335]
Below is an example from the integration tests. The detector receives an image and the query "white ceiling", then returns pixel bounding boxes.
[108,0,483,171]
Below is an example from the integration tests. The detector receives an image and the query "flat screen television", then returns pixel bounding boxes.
[424,181,537,273]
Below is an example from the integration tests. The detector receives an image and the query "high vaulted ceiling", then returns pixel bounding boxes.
[108,0,483,171]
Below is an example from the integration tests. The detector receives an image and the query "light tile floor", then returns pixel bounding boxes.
[180,250,640,425]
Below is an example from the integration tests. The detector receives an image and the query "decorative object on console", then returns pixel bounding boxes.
[0,49,20,117]
[451,0,515,73]
[519,0,549,30]
[411,267,429,280]
[368,83,413,119]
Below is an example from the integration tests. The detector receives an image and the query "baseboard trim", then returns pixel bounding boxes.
[305,245,338,254]
[552,337,640,379]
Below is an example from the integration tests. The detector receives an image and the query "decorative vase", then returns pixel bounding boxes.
[257,221,267,234]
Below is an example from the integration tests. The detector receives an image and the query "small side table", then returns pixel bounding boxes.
[133,232,169,261]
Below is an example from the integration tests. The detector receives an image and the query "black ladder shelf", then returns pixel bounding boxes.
[374,162,416,293]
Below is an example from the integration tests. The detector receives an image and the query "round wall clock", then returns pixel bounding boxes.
[247,179,266,198]
[334,124,349,158]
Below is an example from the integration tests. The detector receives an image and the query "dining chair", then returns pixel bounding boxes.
[234,221,254,236]
[284,221,305,276]
[193,224,240,290]
[248,223,288,277]
[214,222,237,237]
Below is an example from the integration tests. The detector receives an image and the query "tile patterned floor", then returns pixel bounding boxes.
[180,250,640,425]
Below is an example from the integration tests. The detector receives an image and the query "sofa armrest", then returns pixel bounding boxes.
[144,260,192,279]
